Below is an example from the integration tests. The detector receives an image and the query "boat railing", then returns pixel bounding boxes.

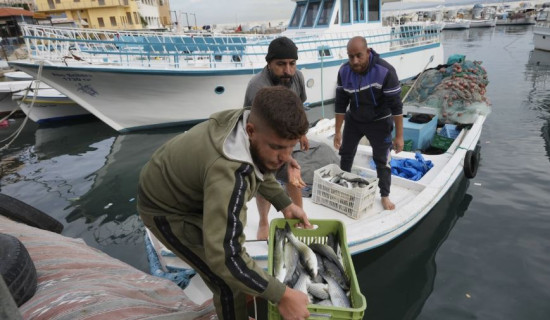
[20,24,440,70]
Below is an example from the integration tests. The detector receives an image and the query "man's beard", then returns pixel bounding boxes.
[250,143,276,174]
[269,70,293,88]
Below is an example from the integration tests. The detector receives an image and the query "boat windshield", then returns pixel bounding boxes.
[288,0,336,28]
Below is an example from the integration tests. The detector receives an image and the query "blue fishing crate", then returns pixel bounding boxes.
[394,114,438,151]
[439,124,461,139]
[267,219,366,320]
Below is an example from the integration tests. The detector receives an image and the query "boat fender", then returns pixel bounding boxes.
[0,233,37,307]
[463,150,479,179]
[0,193,63,234]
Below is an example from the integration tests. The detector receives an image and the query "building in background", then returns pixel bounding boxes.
[31,0,171,31]
[157,0,171,30]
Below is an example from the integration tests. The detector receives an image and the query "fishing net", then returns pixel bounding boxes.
[403,59,491,124]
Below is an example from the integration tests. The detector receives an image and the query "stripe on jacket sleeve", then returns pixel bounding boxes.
[153,215,236,320]
[384,86,402,95]
[224,163,269,292]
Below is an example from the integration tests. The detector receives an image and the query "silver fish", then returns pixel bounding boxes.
[324,275,351,308]
[309,243,347,280]
[323,258,350,291]
[294,272,311,300]
[273,228,286,282]
[284,222,318,278]
[282,240,299,285]
[316,299,333,307]
[308,282,329,300]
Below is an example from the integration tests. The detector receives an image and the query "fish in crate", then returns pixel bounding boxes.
[312,164,378,219]
[267,219,366,320]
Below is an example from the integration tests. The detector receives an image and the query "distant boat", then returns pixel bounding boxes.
[11,81,91,123]
[9,0,444,132]
[0,80,32,115]
[534,8,550,51]
[496,2,537,25]
[468,17,497,28]
[3,71,33,81]
[443,19,471,30]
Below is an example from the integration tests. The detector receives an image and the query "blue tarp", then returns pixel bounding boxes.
[371,152,433,181]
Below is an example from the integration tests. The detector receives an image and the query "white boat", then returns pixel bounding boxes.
[3,71,33,81]
[8,0,443,132]
[468,17,497,28]
[145,57,491,306]
[11,81,91,123]
[442,19,471,30]
[534,8,550,51]
[0,80,33,114]
[496,2,537,25]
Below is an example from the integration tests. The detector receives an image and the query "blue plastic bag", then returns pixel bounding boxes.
[371,152,433,181]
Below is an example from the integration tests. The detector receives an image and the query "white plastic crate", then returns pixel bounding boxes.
[312,164,378,219]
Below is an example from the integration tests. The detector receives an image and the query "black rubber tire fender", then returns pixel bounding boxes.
[0,193,63,234]
[0,233,37,307]
[464,150,479,179]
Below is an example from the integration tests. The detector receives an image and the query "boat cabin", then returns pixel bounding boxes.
[283,0,383,35]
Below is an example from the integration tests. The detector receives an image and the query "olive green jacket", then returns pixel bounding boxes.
[138,108,289,303]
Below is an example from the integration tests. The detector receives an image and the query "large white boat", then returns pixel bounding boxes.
[8,0,443,132]
[534,8,550,51]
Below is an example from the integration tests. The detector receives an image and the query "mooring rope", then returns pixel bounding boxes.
[0,61,44,151]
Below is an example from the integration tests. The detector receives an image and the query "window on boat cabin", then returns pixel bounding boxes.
[110,16,117,27]
[134,12,139,25]
[289,2,307,28]
[368,0,380,22]
[303,1,321,27]
[318,46,332,59]
[98,17,105,28]
[341,0,351,24]
[353,0,365,22]
[126,12,133,25]
[47,0,55,9]
[99,0,105,5]
[317,0,335,26]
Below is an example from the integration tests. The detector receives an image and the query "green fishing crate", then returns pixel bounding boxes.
[431,134,454,151]
[267,219,367,320]
[404,139,413,151]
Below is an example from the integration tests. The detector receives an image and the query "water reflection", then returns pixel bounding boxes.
[499,24,532,35]
[526,49,550,161]
[352,176,472,320]
[1,119,115,210]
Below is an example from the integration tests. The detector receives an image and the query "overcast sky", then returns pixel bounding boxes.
[169,0,296,26]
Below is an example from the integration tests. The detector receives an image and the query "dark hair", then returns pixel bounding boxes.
[265,37,298,62]
[250,86,308,139]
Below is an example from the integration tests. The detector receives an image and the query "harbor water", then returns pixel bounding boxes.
[1,26,550,319]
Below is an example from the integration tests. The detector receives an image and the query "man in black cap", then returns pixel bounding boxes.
[244,36,309,240]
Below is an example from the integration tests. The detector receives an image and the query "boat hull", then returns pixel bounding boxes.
[534,25,550,51]
[496,16,536,25]
[469,18,497,28]
[10,43,443,132]
[18,101,91,123]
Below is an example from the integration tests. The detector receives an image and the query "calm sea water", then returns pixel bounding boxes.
[1,26,550,319]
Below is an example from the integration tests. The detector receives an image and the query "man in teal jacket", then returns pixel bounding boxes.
[138,86,312,320]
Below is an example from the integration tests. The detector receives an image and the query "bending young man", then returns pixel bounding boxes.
[138,86,312,320]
